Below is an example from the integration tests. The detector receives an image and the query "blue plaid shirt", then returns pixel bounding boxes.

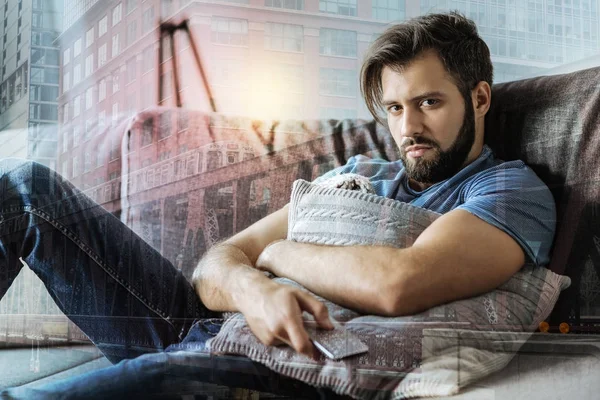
[313,145,556,267]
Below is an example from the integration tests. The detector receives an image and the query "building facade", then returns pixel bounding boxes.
[56,0,600,180]
[0,0,63,167]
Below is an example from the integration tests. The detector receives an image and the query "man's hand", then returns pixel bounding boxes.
[237,278,334,359]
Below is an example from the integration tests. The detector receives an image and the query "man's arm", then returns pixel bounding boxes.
[192,205,289,313]
[192,204,333,359]
[257,208,526,316]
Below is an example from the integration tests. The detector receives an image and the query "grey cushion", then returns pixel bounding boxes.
[208,179,571,399]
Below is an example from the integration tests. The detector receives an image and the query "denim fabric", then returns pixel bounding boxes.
[0,158,222,370]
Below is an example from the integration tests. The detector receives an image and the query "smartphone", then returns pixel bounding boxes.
[306,321,369,360]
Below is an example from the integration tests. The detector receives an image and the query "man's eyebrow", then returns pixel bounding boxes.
[381,91,447,106]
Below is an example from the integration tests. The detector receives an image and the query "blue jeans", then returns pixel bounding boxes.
[0,158,226,398]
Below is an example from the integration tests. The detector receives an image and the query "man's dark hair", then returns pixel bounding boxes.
[361,12,493,126]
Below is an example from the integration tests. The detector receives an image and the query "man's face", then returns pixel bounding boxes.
[381,51,476,186]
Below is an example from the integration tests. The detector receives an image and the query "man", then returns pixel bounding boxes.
[0,11,554,396]
[193,11,555,360]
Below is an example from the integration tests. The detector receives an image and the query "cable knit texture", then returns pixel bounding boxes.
[208,178,571,400]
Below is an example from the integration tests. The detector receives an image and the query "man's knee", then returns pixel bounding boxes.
[0,158,55,196]
[0,158,40,176]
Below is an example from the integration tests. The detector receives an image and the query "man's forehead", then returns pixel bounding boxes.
[381,64,457,102]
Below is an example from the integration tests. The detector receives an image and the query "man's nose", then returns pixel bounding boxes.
[400,109,424,139]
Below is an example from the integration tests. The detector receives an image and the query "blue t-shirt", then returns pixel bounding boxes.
[313,144,556,267]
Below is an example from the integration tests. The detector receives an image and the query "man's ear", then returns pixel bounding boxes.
[472,81,491,118]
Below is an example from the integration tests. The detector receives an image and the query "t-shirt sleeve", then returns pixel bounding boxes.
[456,165,556,267]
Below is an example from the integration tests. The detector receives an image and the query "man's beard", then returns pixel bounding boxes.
[399,99,476,185]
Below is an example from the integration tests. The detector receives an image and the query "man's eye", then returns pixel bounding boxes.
[422,99,438,106]
[388,105,401,113]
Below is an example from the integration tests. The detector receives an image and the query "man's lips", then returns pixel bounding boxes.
[405,145,432,158]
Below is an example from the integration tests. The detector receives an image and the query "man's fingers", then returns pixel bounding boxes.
[286,314,316,359]
[295,291,334,330]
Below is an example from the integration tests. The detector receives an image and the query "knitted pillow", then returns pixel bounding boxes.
[208,179,571,399]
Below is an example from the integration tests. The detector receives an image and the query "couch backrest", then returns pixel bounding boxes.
[484,66,600,325]
[111,66,600,327]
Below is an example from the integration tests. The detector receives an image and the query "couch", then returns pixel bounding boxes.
[2,65,600,398]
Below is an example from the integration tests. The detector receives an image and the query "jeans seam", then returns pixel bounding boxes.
[1,204,178,332]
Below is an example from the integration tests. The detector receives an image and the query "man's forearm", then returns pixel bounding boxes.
[257,240,412,316]
[192,242,271,312]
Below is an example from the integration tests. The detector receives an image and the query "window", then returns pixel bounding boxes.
[112,3,122,26]
[158,150,170,162]
[320,28,357,57]
[84,151,92,172]
[98,110,106,128]
[112,34,120,57]
[99,78,106,101]
[319,68,356,97]
[73,63,81,85]
[142,7,155,34]
[211,17,248,46]
[319,0,357,16]
[159,111,172,139]
[85,54,94,77]
[142,45,154,73]
[161,0,176,16]
[62,129,69,153]
[372,0,404,21]
[98,15,108,37]
[127,20,137,47]
[264,22,303,52]
[263,188,271,202]
[63,104,69,123]
[127,0,137,14]
[62,160,68,178]
[32,12,41,28]
[30,85,58,102]
[86,27,94,48]
[207,151,223,170]
[85,118,94,140]
[227,152,238,164]
[63,48,71,65]
[73,95,81,117]
[265,0,303,10]
[98,43,107,67]
[112,102,119,120]
[74,38,82,57]
[142,119,153,146]
[73,126,80,147]
[29,104,58,120]
[85,87,93,110]
[112,70,120,92]
[96,142,104,167]
[63,71,70,92]
[72,156,79,177]
[127,57,136,84]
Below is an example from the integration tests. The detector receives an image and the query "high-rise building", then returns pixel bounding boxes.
[420,0,600,82]
[0,0,63,168]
